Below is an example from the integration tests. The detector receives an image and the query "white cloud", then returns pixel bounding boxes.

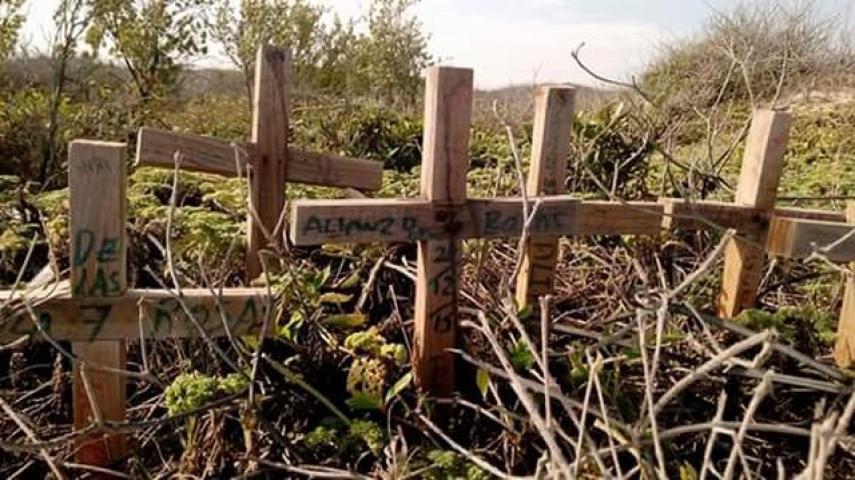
[415,9,670,88]
[323,0,672,88]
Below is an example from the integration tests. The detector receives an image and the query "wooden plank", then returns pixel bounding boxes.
[414,66,473,395]
[136,127,251,176]
[286,147,382,190]
[292,197,849,245]
[661,198,846,231]
[419,68,473,203]
[136,127,382,190]
[662,199,762,231]
[773,206,846,223]
[576,200,665,235]
[718,110,791,317]
[0,288,273,342]
[516,86,575,308]
[834,203,855,368]
[247,45,291,280]
[290,196,579,244]
[766,217,855,262]
[68,140,128,467]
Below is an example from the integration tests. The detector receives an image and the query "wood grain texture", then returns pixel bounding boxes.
[734,110,792,209]
[290,198,672,244]
[773,206,847,223]
[576,201,665,235]
[290,196,579,244]
[0,288,273,341]
[415,67,473,395]
[136,127,382,189]
[419,67,473,203]
[516,86,575,308]
[247,45,291,280]
[68,140,128,467]
[136,127,251,176]
[286,147,382,190]
[661,199,762,231]
[834,203,855,368]
[718,110,791,318]
[661,198,847,230]
[766,217,855,262]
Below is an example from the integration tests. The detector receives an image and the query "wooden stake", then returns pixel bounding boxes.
[69,140,128,466]
[413,67,473,395]
[247,45,291,280]
[718,110,791,317]
[834,203,855,368]
[516,86,575,308]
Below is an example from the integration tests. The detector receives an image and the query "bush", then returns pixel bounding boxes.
[641,1,854,113]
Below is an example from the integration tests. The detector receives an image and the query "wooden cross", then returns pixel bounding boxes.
[659,110,854,315]
[0,140,272,468]
[290,70,595,394]
[135,45,383,279]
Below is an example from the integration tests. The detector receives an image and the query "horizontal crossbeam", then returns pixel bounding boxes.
[290,196,581,244]
[766,217,855,262]
[661,198,848,230]
[292,196,854,248]
[136,128,383,190]
[0,287,273,342]
[576,200,665,235]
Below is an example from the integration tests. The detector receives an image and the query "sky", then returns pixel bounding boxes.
[19,0,855,89]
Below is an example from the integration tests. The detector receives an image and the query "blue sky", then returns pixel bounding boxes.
[20,0,855,88]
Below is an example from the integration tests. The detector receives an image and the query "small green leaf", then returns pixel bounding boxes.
[279,310,304,341]
[384,372,413,405]
[679,463,699,480]
[315,266,332,288]
[476,369,490,399]
[319,292,353,304]
[621,347,641,360]
[336,271,362,289]
[509,341,535,370]
[325,313,368,328]
[346,392,382,411]
[517,304,533,320]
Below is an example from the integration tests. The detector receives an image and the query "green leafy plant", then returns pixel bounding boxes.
[0,0,24,61]
[164,371,247,416]
[86,0,211,104]
[302,417,386,457]
[509,340,535,370]
[423,449,490,480]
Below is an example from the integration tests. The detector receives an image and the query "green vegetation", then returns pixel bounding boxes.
[0,0,853,478]
[164,372,249,416]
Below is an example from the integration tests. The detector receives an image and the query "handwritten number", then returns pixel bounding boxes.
[82,305,112,342]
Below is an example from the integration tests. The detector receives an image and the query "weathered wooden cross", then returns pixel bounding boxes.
[135,44,383,280]
[0,141,272,468]
[290,70,588,394]
[659,111,855,368]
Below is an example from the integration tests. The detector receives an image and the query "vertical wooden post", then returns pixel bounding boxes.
[413,67,473,395]
[515,86,575,308]
[247,45,291,280]
[718,110,791,318]
[833,202,855,368]
[69,140,128,466]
